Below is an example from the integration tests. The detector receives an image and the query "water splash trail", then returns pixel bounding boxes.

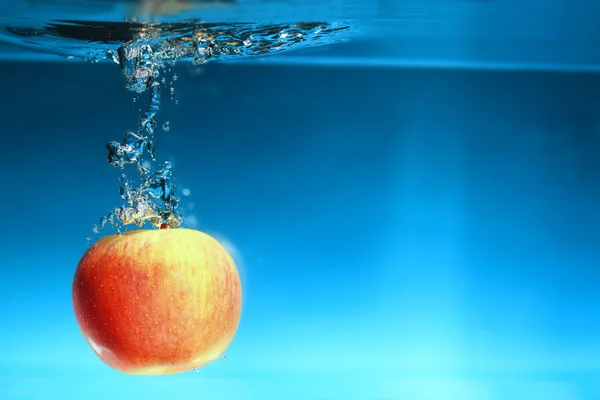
[97,38,186,233]
[78,21,350,234]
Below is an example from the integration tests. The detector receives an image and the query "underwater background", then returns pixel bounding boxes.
[1,0,600,399]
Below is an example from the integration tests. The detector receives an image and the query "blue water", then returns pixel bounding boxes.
[1,1,600,399]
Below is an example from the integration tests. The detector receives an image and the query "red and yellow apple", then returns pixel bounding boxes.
[72,227,242,375]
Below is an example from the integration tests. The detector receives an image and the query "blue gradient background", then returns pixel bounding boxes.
[0,61,600,399]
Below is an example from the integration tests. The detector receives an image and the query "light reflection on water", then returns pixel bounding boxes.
[0,0,599,70]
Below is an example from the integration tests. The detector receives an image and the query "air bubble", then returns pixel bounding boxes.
[107,131,150,168]
[126,68,153,93]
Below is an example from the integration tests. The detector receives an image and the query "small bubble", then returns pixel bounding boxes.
[133,97,137,103]
[162,121,171,132]
[173,73,178,81]
[161,78,166,84]
[182,188,191,196]
[143,118,157,134]
[221,356,226,361]
[193,367,200,372]
[169,87,175,94]
[86,236,92,243]
[92,225,99,234]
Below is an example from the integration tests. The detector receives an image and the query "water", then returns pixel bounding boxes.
[1,0,600,70]
[1,0,600,399]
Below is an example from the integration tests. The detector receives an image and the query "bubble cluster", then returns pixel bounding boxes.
[100,43,184,232]
[113,162,181,228]
[107,131,155,168]
[105,152,182,229]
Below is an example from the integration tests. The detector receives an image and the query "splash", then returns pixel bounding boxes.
[6,20,350,233]
[104,69,182,230]
[2,20,351,66]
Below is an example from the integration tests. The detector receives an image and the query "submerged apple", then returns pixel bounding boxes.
[72,227,242,375]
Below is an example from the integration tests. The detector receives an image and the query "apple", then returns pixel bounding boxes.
[72,227,242,375]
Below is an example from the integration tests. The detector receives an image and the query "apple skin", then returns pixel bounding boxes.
[72,228,242,375]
